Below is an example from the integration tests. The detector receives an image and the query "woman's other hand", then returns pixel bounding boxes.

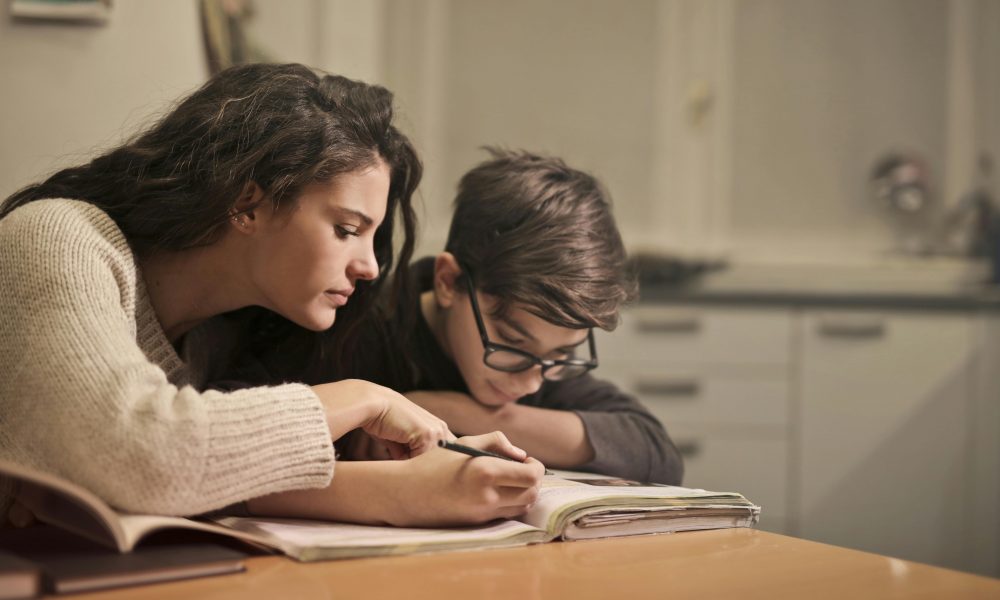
[312,379,454,458]
[338,429,392,461]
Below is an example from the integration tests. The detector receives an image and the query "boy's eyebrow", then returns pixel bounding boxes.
[558,335,589,351]
[333,206,374,226]
[497,315,536,342]
[496,315,590,350]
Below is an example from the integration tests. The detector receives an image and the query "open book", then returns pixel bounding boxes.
[2,460,760,562]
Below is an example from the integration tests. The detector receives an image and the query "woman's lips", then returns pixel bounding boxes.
[324,289,351,307]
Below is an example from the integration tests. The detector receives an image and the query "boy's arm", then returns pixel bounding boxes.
[542,376,685,485]
[408,375,684,484]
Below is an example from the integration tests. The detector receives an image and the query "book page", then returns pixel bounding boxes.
[518,472,758,535]
[219,517,538,548]
[2,460,128,551]
[1,460,273,554]
[214,517,546,561]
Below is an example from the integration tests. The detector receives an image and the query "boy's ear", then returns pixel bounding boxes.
[228,182,265,233]
[433,252,462,309]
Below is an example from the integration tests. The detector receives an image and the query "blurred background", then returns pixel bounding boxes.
[1,0,997,578]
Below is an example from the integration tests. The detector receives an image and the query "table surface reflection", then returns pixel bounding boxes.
[64,529,1000,599]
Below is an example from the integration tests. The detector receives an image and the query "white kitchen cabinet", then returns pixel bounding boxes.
[796,310,974,572]
[597,303,998,576]
[595,307,793,535]
[597,306,792,369]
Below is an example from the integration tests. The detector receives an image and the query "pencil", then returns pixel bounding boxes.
[437,440,553,475]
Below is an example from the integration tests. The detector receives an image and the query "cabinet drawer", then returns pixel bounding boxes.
[599,367,789,428]
[596,306,792,367]
[675,430,789,523]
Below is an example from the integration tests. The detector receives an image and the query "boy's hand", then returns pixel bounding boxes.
[405,390,513,435]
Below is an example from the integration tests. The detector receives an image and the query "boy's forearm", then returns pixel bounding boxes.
[408,391,595,468]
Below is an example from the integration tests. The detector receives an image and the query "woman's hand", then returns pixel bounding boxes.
[247,431,545,527]
[385,431,544,526]
[312,379,454,458]
[339,429,392,461]
[455,431,528,461]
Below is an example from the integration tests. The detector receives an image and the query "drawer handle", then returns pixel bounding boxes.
[817,318,886,338]
[635,316,702,334]
[675,441,702,459]
[635,379,701,398]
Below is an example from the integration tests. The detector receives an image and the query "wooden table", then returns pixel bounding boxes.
[68,529,1000,599]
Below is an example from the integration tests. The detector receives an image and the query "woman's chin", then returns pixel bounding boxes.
[294,309,337,332]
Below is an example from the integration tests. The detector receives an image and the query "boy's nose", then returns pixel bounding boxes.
[509,367,544,398]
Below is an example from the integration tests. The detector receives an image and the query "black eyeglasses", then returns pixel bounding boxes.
[462,269,598,381]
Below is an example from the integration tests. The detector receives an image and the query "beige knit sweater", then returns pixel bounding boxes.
[0,199,335,520]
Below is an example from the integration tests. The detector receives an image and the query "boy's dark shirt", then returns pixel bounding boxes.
[352,258,684,485]
[241,258,684,485]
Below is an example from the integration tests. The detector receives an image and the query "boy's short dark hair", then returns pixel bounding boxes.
[445,147,637,331]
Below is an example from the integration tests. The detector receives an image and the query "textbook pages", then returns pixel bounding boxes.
[2,459,760,563]
[522,470,760,540]
[216,470,761,560]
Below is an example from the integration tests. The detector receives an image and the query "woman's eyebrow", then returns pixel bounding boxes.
[332,206,374,226]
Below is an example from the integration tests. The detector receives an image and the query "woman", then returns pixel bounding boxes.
[0,63,542,527]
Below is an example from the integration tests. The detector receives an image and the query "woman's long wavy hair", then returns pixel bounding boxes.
[1,63,420,375]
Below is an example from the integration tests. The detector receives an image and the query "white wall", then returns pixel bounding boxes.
[371,0,977,262]
[728,0,948,259]
[6,1,987,266]
[248,0,385,84]
[0,2,206,200]
[382,0,662,256]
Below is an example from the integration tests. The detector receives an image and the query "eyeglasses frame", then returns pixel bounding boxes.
[461,268,598,380]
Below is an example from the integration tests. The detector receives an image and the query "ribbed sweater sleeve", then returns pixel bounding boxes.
[0,200,335,516]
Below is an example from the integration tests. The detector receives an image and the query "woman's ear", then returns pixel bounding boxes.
[229,182,265,233]
[433,252,462,309]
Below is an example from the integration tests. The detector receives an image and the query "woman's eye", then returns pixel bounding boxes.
[335,225,360,239]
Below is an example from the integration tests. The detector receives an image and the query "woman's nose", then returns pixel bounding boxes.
[350,244,380,281]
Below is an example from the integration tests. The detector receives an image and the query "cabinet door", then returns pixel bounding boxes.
[674,427,789,534]
[599,366,790,429]
[798,310,973,570]
[595,306,792,368]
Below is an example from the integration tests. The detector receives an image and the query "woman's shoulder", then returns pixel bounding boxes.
[2,198,120,236]
[0,199,132,262]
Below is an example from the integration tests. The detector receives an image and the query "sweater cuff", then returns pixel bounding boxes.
[199,383,335,506]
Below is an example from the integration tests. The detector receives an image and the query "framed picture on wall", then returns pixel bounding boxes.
[10,0,112,24]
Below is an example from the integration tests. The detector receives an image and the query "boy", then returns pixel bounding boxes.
[259,149,683,484]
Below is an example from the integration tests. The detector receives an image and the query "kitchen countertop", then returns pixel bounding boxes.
[638,260,1000,310]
